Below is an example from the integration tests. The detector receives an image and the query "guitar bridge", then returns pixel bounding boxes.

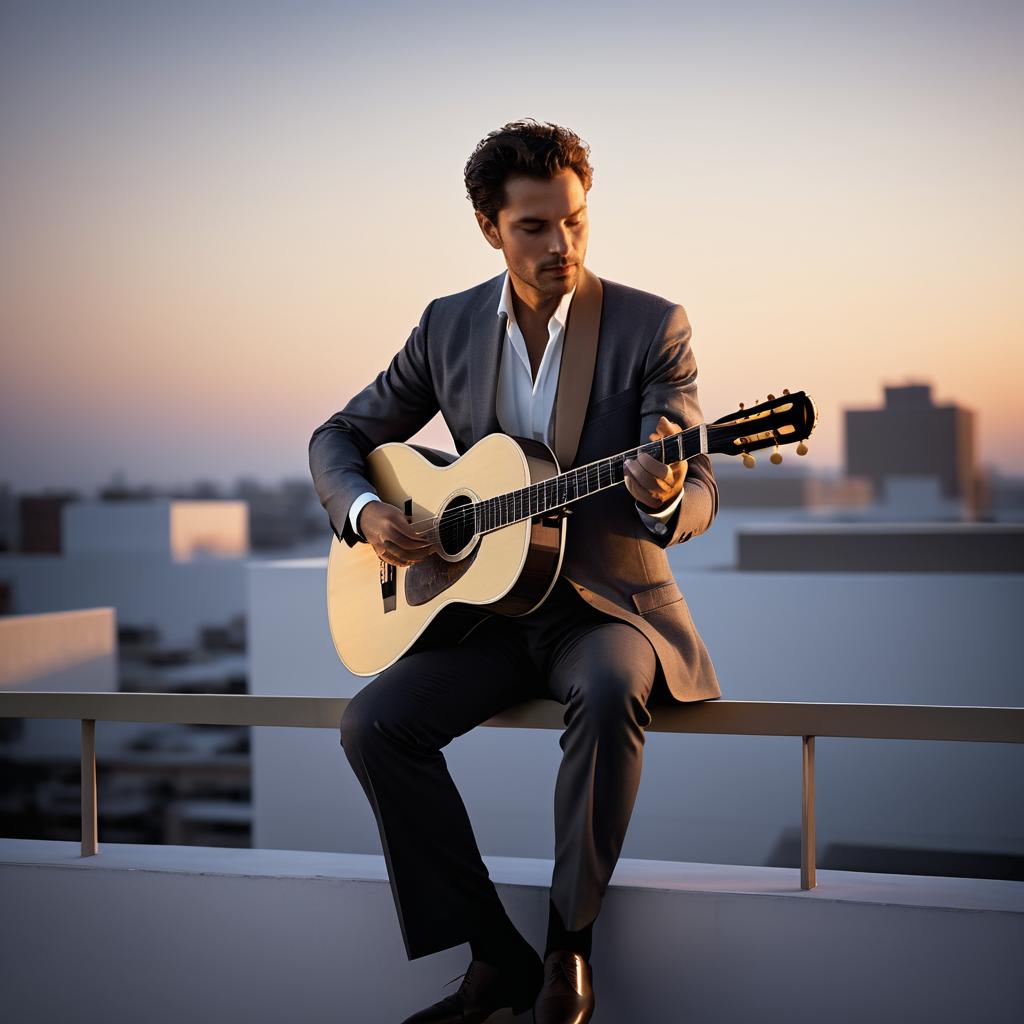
[379,557,397,612]
[376,496,413,613]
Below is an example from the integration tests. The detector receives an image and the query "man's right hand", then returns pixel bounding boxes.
[358,502,437,567]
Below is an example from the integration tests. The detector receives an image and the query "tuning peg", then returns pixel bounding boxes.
[796,441,808,456]
[738,402,745,410]
[742,452,756,469]
[782,388,790,395]
[767,393,776,401]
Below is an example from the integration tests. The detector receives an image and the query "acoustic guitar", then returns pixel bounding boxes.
[327,389,818,675]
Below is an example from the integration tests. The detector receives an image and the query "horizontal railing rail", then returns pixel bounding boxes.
[3,692,1022,890]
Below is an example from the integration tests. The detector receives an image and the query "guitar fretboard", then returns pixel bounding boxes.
[473,425,702,534]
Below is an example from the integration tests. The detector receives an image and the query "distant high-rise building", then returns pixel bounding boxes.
[844,383,979,517]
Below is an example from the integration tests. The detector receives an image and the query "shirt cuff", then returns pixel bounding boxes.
[349,491,382,540]
[635,488,684,536]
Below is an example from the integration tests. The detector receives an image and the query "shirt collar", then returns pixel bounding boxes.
[497,269,577,332]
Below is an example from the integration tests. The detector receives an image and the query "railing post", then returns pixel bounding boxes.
[801,734,816,890]
[81,719,98,857]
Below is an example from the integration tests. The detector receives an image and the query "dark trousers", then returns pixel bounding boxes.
[339,576,660,960]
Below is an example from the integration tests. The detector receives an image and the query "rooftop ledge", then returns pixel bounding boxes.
[3,839,1021,916]
[6,839,1022,1023]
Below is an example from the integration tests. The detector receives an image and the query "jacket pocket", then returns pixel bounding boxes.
[631,580,683,614]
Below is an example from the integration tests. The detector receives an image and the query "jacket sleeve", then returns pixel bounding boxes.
[639,303,719,548]
[309,300,440,546]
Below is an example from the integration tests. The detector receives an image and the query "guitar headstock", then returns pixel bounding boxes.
[708,389,818,467]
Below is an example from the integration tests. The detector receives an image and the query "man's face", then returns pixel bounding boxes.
[476,167,589,301]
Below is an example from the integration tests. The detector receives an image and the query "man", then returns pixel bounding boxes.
[308,120,720,1024]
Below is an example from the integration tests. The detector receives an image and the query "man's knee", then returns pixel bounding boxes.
[340,662,423,756]
[572,667,653,731]
[340,687,382,755]
[568,625,656,729]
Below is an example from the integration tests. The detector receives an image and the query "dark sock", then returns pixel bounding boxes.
[470,908,536,972]
[544,897,593,962]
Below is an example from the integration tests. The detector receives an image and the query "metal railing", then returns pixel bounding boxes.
[2,692,1022,890]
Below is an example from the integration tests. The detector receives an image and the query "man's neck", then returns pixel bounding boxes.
[508,271,564,330]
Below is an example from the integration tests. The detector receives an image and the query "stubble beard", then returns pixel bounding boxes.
[532,260,581,300]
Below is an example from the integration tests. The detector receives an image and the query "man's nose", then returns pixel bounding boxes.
[548,225,571,255]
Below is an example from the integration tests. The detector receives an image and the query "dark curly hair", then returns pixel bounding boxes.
[464,119,594,224]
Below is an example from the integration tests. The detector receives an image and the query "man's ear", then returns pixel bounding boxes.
[475,210,503,251]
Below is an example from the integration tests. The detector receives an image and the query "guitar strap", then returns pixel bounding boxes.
[553,267,604,470]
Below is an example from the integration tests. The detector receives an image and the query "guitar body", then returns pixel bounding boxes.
[326,433,567,676]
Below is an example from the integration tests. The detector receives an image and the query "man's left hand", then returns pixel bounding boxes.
[624,415,688,511]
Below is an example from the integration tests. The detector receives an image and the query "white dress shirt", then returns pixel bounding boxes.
[348,270,683,539]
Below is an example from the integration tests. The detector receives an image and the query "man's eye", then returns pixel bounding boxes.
[522,226,542,234]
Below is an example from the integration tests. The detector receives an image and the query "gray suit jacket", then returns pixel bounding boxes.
[309,270,721,703]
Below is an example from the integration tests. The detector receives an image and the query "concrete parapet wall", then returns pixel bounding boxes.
[1,840,1021,1024]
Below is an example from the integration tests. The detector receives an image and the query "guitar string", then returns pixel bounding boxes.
[419,437,680,532]
[390,414,789,542]
[402,432,696,541]
[405,427,765,544]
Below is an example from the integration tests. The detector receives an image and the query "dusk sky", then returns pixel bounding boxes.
[2,1,1021,493]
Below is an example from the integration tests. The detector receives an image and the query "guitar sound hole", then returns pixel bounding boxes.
[438,495,476,555]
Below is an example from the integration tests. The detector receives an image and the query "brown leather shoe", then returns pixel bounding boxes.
[532,950,595,1024]
[400,956,543,1023]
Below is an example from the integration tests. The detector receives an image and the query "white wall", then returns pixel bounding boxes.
[0,554,248,648]
[0,608,116,692]
[63,501,173,557]
[62,500,249,561]
[2,840,1021,1024]
[248,556,1024,869]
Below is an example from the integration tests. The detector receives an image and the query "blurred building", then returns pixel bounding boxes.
[845,383,982,517]
[0,494,260,850]
[0,608,249,848]
[63,499,248,561]
[232,477,326,550]
[0,498,250,655]
[714,462,873,510]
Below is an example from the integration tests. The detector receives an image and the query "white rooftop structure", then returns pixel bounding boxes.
[63,500,248,561]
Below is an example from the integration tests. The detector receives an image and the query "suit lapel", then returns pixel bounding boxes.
[468,274,506,442]
[553,267,603,470]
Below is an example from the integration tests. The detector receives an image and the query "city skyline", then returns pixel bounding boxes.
[2,1,1022,492]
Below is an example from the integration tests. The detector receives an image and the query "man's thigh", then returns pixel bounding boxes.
[341,612,546,752]
[544,619,658,714]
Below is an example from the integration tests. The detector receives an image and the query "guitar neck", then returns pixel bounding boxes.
[473,424,706,535]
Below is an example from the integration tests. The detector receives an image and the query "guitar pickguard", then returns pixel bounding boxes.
[404,546,480,606]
